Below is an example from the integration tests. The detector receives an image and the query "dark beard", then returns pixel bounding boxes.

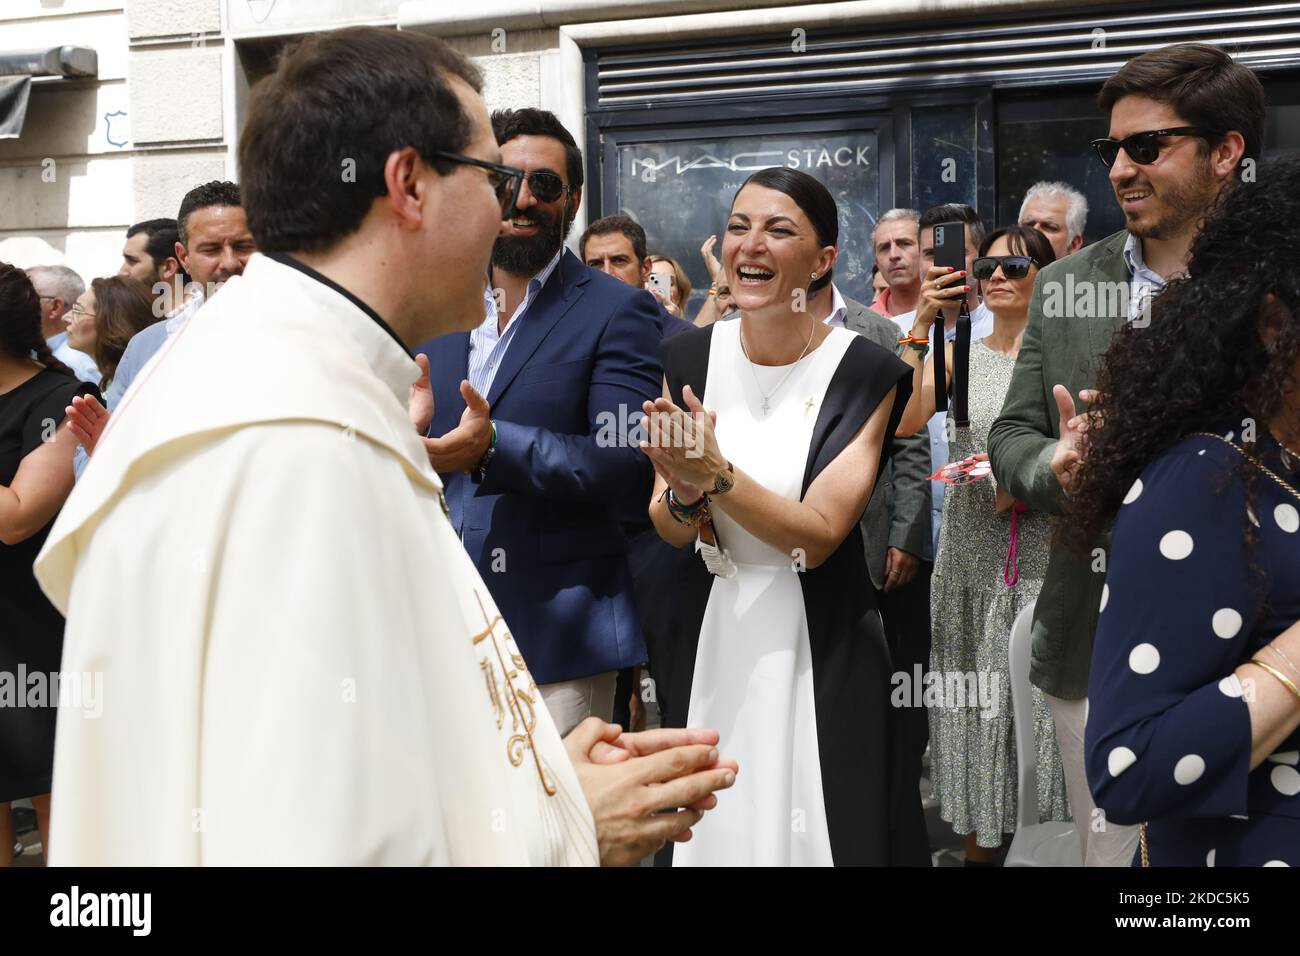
[1121,155,1219,241]
[492,207,572,277]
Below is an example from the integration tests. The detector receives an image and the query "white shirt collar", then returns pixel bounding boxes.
[165,287,205,333]
[824,283,849,329]
[483,249,563,318]
[1122,232,1167,324]
[1122,232,1166,287]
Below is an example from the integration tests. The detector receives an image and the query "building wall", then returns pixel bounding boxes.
[0,1,134,283]
[0,0,1097,282]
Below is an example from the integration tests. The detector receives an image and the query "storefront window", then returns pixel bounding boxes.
[911,104,978,214]
[614,130,881,317]
[996,94,1121,245]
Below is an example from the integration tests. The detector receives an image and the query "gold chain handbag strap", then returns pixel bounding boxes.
[1135,433,1298,867]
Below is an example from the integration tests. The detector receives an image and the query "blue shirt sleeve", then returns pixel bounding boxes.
[1085,438,1258,826]
[72,321,163,483]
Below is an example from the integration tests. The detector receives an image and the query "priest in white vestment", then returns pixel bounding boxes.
[33,27,735,866]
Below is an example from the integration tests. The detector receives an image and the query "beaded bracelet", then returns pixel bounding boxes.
[897,334,930,359]
[663,487,711,528]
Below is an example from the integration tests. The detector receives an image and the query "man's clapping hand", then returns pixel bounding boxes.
[421,378,493,474]
[564,718,738,867]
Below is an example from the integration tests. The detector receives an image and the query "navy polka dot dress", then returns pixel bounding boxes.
[1086,427,1300,867]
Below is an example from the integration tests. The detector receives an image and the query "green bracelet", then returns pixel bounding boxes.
[474,420,498,480]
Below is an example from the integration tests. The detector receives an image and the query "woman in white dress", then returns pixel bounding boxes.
[641,168,929,866]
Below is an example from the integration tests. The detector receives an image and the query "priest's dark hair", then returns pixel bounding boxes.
[736,167,838,297]
[0,263,72,377]
[238,26,483,254]
[126,218,180,266]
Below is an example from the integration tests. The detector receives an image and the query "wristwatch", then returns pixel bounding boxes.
[709,461,735,495]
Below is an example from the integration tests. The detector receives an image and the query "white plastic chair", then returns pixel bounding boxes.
[1003,600,1083,867]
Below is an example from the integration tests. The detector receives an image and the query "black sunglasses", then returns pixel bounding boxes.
[520,169,573,204]
[432,151,525,218]
[1090,127,1215,168]
[971,255,1037,280]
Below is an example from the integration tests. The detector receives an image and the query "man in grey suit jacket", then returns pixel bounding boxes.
[810,284,933,782]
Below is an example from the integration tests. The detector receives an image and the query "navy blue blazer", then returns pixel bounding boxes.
[659,305,695,340]
[416,250,662,684]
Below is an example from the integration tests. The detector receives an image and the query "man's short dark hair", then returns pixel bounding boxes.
[238,26,483,254]
[1098,43,1265,165]
[177,181,242,247]
[491,108,584,191]
[126,218,179,266]
[580,214,646,262]
[919,203,986,251]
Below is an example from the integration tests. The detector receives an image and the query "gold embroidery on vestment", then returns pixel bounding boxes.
[472,590,556,796]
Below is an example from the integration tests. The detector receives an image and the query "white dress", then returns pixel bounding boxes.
[672,320,856,866]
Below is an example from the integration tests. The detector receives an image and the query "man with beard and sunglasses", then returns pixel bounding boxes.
[988,42,1264,867]
[415,108,664,737]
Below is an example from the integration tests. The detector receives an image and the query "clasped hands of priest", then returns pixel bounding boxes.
[408,355,738,866]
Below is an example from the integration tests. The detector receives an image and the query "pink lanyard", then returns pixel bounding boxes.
[1004,500,1030,587]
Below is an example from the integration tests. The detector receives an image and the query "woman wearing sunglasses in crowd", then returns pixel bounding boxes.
[895,225,1071,864]
[1070,156,1300,867]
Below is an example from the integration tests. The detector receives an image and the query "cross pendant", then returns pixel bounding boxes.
[760,397,770,414]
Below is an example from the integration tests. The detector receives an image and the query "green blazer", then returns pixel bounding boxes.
[987,229,1131,699]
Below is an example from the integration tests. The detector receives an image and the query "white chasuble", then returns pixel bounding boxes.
[34,254,597,866]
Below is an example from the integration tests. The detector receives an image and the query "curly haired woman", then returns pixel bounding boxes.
[1069,156,1300,866]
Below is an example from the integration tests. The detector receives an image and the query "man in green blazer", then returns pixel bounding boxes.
[988,42,1264,866]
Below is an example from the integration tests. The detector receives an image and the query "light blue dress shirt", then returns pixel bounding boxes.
[73,293,203,480]
[46,331,100,385]
[1122,232,1167,324]
[468,250,561,398]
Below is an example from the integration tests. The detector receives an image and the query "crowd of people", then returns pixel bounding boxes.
[0,29,1296,867]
